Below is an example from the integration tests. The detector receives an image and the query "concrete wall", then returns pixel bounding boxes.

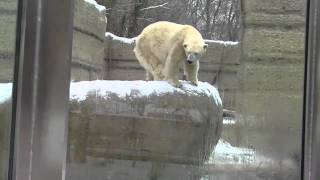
[0,0,107,82]
[226,0,306,177]
[0,0,16,83]
[71,0,107,81]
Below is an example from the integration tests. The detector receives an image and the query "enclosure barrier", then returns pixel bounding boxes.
[0,0,307,179]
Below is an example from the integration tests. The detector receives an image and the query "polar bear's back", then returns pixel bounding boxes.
[135,22,184,60]
[139,21,184,39]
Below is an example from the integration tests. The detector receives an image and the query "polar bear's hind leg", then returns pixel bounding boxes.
[146,71,153,81]
[134,47,165,81]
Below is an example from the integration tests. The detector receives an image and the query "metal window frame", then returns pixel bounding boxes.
[5,0,320,179]
[303,0,320,179]
[9,0,74,179]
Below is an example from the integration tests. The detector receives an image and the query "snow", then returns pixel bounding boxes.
[204,39,239,46]
[70,80,222,106]
[105,32,136,44]
[223,117,236,125]
[104,32,238,47]
[84,0,106,13]
[209,139,256,164]
[140,2,169,11]
[215,139,255,158]
[208,139,274,165]
[1,81,221,106]
[0,83,12,103]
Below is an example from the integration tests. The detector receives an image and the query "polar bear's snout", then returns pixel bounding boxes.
[187,53,199,64]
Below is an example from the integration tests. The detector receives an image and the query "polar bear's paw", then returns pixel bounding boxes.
[190,80,198,86]
[167,79,182,88]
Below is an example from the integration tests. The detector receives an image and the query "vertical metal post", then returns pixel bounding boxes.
[11,0,74,179]
[303,0,320,179]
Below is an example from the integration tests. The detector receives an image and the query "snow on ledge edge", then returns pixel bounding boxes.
[0,81,222,106]
[84,0,106,12]
[69,80,222,106]
[105,32,136,44]
[104,32,238,46]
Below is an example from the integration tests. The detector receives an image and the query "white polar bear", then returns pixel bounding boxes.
[133,21,208,87]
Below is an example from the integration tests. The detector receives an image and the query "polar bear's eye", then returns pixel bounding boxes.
[183,44,188,48]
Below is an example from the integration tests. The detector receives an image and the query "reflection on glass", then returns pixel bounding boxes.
[0,0,18,179]
[67,0,306,180]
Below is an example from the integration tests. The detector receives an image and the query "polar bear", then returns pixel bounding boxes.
[133,21,208,87]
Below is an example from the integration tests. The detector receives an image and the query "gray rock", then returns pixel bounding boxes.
[68,81,223,166]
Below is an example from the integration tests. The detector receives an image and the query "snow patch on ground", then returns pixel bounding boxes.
[209,139,274,165]
[70,80,222,106]
[105,32,136,44]
[84,0,106,12]
[223,117,236,125]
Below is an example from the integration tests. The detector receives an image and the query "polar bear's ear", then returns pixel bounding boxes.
[203,44,208,50]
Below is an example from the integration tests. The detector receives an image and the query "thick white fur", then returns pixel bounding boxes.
[133,21,207,87]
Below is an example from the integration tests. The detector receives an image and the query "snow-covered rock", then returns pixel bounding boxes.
[1,80,223,165]
[67,80,223,165]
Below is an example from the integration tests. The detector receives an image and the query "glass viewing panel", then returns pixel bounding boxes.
[66,0,306,180]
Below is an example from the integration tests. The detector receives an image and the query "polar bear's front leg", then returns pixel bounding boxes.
[184,61,199,86]
[164,58,181,88]
[152,63,166,80]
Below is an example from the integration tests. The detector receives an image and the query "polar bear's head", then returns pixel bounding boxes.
[183,42,208,65]
[182,29,208,65]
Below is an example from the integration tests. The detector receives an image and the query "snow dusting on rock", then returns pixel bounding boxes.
[84,0,106,12]
[1,81,221,106]
[105,32,136,44]
[70,80,222,106]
